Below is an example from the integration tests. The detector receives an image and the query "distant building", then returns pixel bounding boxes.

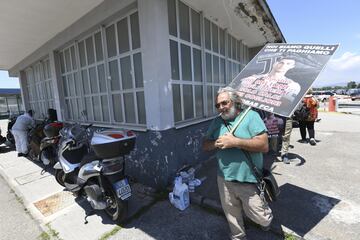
[1,0,285,189]
[0,88,23,118]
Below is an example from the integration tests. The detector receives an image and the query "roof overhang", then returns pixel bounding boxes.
[184,0,285,47]
[0,0,104,71]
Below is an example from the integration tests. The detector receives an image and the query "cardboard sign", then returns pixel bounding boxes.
[228,43,339,117]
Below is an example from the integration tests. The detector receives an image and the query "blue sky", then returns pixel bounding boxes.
[267,0,360,87]
[1,1,359,88]
[0,70,19,88]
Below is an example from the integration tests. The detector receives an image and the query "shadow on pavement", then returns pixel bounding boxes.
[273,183,340,237]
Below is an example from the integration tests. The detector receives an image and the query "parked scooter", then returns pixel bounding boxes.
[54,124,136,223]
[39,122,64,166]
[28,120,47,161]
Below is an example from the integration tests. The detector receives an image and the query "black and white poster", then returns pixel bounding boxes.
[228,43,339,117]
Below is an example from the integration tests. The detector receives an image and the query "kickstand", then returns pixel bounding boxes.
[84,209,95,224]
[40,166,47,175]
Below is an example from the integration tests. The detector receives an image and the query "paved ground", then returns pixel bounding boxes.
[0,174,42,240]
[1,109,360,240]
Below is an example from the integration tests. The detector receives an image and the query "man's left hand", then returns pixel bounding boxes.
[215,133,237,149]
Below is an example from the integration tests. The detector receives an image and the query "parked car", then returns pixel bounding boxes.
[313,91,334,102]
[350,90,360,101]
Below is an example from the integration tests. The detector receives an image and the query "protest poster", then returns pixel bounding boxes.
[228,43,339,117]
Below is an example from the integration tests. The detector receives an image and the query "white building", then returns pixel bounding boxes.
[1,0,284,188]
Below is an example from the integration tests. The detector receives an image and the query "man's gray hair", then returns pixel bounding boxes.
[217,87,242,110]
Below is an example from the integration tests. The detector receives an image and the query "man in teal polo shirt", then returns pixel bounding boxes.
[203,87,273,240]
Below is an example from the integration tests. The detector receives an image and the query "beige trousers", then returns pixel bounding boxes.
[281,118,293,156]
[217,176,273,240]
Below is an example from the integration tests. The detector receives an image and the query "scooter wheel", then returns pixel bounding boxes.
[55,169,66,187]
[104,185,128,223]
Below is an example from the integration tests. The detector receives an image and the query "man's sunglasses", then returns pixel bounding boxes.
[215,100,231,109]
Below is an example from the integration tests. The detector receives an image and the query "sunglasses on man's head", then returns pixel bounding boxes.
[215,100,231,109]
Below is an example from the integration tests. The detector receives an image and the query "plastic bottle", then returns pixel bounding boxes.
[173,182,190,210]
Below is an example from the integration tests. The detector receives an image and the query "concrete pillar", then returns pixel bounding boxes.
[138,0,173,130]
[18,70,30,111]
[49,51,65,121]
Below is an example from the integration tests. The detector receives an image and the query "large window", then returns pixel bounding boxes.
[25,58,54,119]
[59,11,145,126]
[168,0,249,123]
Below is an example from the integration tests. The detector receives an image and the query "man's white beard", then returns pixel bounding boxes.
[221,105,237,120]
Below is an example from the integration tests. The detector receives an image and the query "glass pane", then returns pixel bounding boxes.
[207,86,213,115]
[62,76,68,97]
[59,52,65,73]
[97,64,106,93]
[85,97,93,121]
[65,100,71,119]
[213,55,219,83]
[86,36,95,65]
[74,73,81,95]
[227,60,232,82]
[78,41,86,67]
[136,92,146,124]
[64,49,71,72]
[109,60,120,91]
[77,99,83,118]
[93,96,101,121]
[130,12,140,49]
[212,23,218,53]
[106,25,117,58]
[47,60,51,78]
[206,53,212,83]
[232,37,236,60]
[68,74,76,96]
[172,84,182,122]
[94,32,103,62]
[191,10,200,46]
[70,46,77,70]
[71,99,78,120]
[112,94,123,122]
[220,58,225,84]
[219,29,225,55]
[204,19,211,50]
[133,53,143,88]
[181,44,191,81]
[170,40,179,80]
[193,48,202,82]
[179,1,190,42]
[81,70,90,94]
[89,67,98,94]
[240,42,244,63]
[195,85,203,118]
[124,93,136,123]
[232,62,237,78]
[183,85,193,120]
[117,18,130,54]
[120,56,133,89]
[227,34,231,58]
[101,95,110,122]
[236,40,240,61]
[167,0,177,37]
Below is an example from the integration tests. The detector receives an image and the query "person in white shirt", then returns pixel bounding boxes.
[11,110,35,157]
